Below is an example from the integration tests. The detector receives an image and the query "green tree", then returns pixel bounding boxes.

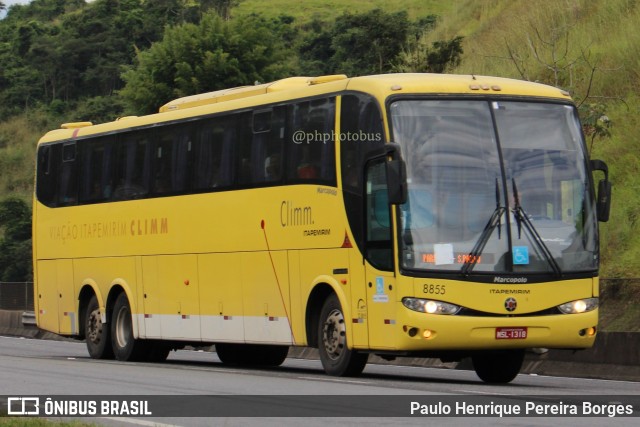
[396,35,464,73]
[120,11,295,114]
[0,197,32,282]
[299,9,410,77]
[0,0,203,120]
[208,0,242,20]
[298,18,335,75]
[332,9,410,75]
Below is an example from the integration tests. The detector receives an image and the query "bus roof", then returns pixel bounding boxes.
[38,73,572,144]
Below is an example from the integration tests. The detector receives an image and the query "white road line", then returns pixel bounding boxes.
[101,417,181,427]
[296,376,370,384]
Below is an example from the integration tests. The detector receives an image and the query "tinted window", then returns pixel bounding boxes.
[153,125,193,195]
[36,96,340,207]
[286,98,336,184]
[340,93,385,252]
[36,144,57,207]
[79,137,114,203]
[194,117,234,190]
[113,132,151,200]
[58,143,78,206]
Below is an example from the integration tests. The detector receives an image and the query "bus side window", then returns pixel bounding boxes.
[154,133,173,194]
[153,125,192,195]
[236,112,254,186]
[58,143,78,206]
[255,108,285,184]
[194,117,235,191]
[79,137,113,203]
[36,144,57,207]
[286,98,336,184]
[113,133,151,200]
[340,93,385,252]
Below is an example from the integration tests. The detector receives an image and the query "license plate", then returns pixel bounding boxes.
[495,327,528,340]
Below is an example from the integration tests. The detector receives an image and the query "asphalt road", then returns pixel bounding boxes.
[1,336,638,426]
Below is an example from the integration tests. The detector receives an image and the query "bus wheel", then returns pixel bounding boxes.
[85,295,114,359]
[144,341,171,362]
[256,345,289,366]
[317,294,368,376]
[111,293,147,361]
[472,349,525,384]
[215,343,241,364]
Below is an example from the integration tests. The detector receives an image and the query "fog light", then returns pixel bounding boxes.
[579,327,597,337]
[423,329,433,339]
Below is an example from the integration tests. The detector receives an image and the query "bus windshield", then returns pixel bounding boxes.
[390,99,598,275]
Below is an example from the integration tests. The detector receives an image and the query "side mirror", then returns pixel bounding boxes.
[590,159,611,222]
[385,143,408,205]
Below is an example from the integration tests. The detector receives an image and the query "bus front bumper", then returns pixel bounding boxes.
[389,307,598,351]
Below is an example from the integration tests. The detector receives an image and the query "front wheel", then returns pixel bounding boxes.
[317,294,368,376]
[110,293,147,361]
[472,349,525,383]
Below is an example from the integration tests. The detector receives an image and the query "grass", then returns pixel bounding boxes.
[0,417,94,427]
[600,279,640,332]
[234,0,455,22]
[0,115,42,203]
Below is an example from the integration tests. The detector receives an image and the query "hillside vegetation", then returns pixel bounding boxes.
[0,0,638,281]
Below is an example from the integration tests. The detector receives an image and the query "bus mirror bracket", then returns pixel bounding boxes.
[385,143,408,205]
[591,159,611,222]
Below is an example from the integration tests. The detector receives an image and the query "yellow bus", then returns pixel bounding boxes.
[33,73,611,383]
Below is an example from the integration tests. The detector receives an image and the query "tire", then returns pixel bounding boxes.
[144,341,172,362]
[317,294,368,376]
[472,349,525,384]
[110,293,147,361]
[260,345,289,366]
[216,344,289,367]
[84,295,114,359]
[215,343,241,364]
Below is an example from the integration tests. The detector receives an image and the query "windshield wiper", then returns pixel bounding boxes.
[461,179,505,276]
[511,178,562,276]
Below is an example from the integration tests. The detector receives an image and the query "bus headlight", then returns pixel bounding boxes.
[402,297,461,315]
[557,298,598,314]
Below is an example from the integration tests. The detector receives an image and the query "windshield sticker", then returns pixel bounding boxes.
[434,243,454,265]
[512,246,530,265]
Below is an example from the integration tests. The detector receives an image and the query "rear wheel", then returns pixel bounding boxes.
[144,341,172,362]
[472,349,525,383]
[84,295,114,359]
[317,294,368,376]
[111,293,147,361]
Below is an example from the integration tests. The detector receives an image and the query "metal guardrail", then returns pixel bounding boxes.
[0,282,34,311]
[0,279,638,312]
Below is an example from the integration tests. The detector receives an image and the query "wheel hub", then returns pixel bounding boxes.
[87,309,102,343]
[322,309,346,360]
